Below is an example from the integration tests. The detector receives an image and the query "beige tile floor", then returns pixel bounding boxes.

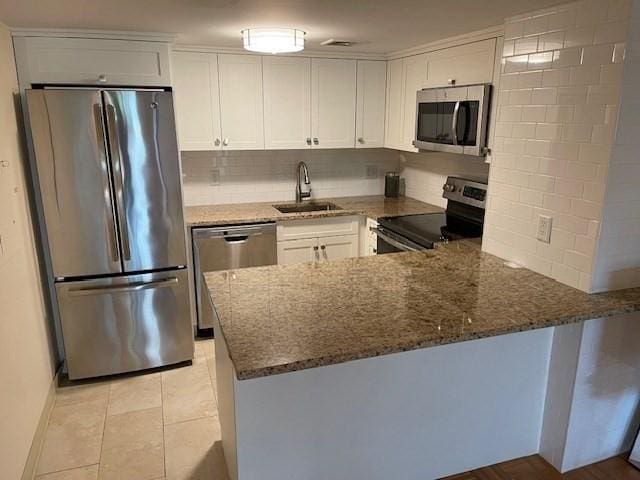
[35,339,229,480]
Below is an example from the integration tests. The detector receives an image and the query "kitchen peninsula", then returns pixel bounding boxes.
[205,242,640,480]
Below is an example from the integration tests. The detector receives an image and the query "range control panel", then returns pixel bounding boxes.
[442,176,488,209]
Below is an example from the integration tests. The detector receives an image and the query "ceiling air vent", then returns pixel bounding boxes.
[321,39,354,47]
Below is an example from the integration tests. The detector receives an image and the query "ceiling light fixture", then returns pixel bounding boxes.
[241,28,305,54]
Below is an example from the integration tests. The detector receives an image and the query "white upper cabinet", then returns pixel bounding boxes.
[401,54,428,152]
[424,39,497,88]
[14,37,171,86]
[172,52,222,151]
[355,60,386,148]
[384,58,404,150]
[263,56,311,150]
[311,58,357,149]
[218,54,265,150]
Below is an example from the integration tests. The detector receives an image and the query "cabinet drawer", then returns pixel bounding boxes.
[16,37,171,86]
[277,216,360,241]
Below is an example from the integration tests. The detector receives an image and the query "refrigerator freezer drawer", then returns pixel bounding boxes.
[56,269,193,379]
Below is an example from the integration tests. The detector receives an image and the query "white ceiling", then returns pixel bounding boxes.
[0,0,569,54]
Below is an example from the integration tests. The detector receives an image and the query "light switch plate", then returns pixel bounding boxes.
[365,165,378,179]
[209,168,220,186]
[537,215,552,243]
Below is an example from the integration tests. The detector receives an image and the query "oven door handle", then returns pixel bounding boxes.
[371,227,426,252]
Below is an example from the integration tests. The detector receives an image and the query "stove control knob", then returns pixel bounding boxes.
[443,183,456,193]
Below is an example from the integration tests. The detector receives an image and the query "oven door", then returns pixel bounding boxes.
[373,227,430,254]
[414,84,490,156]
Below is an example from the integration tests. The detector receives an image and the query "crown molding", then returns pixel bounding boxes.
[386,25,504,60]
[172,43,386,60]
[10,28,176,43]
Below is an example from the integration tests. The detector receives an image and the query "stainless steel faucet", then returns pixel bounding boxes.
[296,161,312,203]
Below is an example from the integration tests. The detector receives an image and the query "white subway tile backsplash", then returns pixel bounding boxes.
[569,65,602,85]
[564,26,596,48]
[540,31,567,51]
[542,68,572,86]
[532,87,559,104]
[546,104,575,122]
[515,36,540,55]
[485,0,637,292]
[553,47,584,67]
[181,149,398,206]
[523,105,549,121]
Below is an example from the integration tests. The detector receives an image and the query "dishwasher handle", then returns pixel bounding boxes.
[192,223,274,240]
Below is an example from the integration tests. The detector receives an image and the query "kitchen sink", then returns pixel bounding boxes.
[273,202,342,214]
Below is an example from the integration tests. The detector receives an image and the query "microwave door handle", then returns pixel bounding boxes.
[452,101,460,146]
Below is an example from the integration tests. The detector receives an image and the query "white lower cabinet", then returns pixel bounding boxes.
[277,238,319,265]
[277,217,360,265]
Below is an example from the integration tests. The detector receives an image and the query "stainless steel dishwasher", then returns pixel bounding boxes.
[192,223,277,331]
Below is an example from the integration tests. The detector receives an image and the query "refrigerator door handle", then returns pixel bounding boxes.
[105,102,131,261]
[67,277,178,296]
[93,103,120,263]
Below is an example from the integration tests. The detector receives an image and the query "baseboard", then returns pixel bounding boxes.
[21,370,58,480]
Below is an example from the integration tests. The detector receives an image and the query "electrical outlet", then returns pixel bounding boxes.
[209,168,220,186]
[365,165,377,179]
[536,215,552,243]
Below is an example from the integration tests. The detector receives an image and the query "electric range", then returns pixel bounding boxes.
[374,176,487,254]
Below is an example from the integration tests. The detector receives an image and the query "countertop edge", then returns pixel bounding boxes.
[229,303,639,381]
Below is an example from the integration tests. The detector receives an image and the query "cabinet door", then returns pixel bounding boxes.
[424,39,496,88]
[263,56,311,149]
[218,54,264,150]
[311,59,357,149]
[356,60,386,148]
[277,238,319,265]
[318,235,359,261]
[401,54,428,152]
[172,52,222,151]
[384,58,404,150]
[17,37,171,86]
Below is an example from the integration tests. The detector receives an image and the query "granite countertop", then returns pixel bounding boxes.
[204,241,640,380]
[185,195,442,226]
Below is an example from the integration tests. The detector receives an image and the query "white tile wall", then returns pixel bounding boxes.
[399,152,490,208]
[541,314,640,472]
[483,0,634,292]
[591,0,640,291]
[180,149,400,206]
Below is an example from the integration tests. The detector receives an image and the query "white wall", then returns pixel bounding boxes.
[540,313,640,471]
[591,0,640,292]
[232,328,553,480]
[181,149,400,206]
[0,22,57,479]
[398,151,490,208]
[483,0,632,292]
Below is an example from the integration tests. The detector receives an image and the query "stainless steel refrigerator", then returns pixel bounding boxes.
[26,88,193,380]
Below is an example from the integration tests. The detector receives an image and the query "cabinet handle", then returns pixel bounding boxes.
[320,245,326,250]
[214,138,221,146]
[222,138,229,146]
[98,74,107,83]
[313,246,319,251]
[313,138,319,145]
[448,78,456,85]
[306,137,312,145]
[357,137,365,144]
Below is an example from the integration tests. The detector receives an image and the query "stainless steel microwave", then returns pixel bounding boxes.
[413,83,491,157]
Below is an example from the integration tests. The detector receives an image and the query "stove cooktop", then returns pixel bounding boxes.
[378,212,482,249]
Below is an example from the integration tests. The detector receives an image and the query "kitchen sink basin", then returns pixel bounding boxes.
[273,202,342,214]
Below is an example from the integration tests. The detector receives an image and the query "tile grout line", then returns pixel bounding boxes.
[96,382,112,478]
[35,463,101,478]
[160,370,167,480]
